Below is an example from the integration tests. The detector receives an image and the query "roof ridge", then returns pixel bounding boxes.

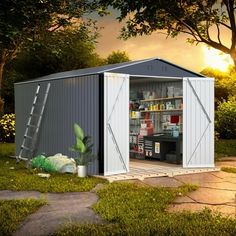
[15,57,203,85]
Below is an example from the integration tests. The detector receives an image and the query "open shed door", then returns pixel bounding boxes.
[103,72,129,175]
[183,77,214,168]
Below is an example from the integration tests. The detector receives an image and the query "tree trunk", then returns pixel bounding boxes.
[0,61,5,97]
[230,50,236,70]
[0,48,7,98]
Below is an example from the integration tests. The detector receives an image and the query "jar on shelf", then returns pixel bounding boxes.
[160,103,165,110]
[149,103,153,110]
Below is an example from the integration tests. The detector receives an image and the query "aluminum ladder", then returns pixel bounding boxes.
[17,83,51,163]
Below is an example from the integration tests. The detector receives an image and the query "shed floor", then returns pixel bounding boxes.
[96,159,219,182]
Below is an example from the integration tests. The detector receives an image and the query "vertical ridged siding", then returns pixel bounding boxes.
[14,75,100,174]
[183,77,214,168]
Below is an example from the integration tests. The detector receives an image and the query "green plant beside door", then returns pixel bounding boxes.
[70,123,96,177]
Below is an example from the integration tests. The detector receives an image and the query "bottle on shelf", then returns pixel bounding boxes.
[160,103,165,110]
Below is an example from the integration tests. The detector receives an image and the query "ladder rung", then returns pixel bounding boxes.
[27,124,37,128]
[17,156,28,161]
[21,145,31,151]
[33,103,44,106]
[24,135,33,139]
[30,113,41,117]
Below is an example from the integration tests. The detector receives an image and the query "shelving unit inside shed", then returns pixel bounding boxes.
[129,78,183,164]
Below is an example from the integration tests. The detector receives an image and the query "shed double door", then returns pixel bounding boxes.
[103,72,130,175]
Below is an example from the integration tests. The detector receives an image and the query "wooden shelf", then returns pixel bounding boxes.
[130,118,153,121]
[140,96,183,102]
[130,150,143,154]
[140,109,182,113]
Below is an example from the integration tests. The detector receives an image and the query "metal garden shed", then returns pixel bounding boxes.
[14,58,214,176]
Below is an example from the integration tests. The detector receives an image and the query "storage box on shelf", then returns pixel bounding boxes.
[140,96,183,113]
[129,88,183,162]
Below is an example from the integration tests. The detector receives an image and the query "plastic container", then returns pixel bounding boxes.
[172,126,179,137]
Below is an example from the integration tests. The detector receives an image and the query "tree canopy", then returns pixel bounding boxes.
[0,0,102,93]
[201,67,236,102]
[2,25,103,113]
[106,50,130,64]
[13,26,102,79]
[100,0,236,67]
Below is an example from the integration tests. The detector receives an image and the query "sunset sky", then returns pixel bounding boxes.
[94,11,232,73]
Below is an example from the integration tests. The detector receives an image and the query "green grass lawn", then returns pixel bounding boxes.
[0,143,106,193]
[55,182,236,236]
[0,143,15,158]
[215,139,236,159]
[1,142,236,235]
[0,199,46,236]
[221,167,236,173]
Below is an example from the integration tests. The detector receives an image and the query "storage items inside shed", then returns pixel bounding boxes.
[130,79,183,164]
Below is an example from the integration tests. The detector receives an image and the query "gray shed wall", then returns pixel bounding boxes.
[15,74,100,174]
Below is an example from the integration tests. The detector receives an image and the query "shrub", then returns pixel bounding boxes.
[201,68,236,104]
[0,113,15,143]
[215,139,236,158]
[215,97,236,139]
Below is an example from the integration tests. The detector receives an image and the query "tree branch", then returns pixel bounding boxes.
[193,23,230,53]
[223,0,236,50]
[49,16,74,32]
[49,24,64,32]
[219,21,231,30]
[164,5,231,54]
[216,23,222,45]
[206,20,212,42]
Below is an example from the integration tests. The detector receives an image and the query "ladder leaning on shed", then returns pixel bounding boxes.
[16,83,51,164]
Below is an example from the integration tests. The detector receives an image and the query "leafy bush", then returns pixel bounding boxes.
[201,68,236,103]
[0,113,15,142]
[215,97,236,139]
[31,155,56,173]
[215,139,236,158]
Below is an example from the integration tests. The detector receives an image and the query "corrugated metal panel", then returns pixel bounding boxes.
[104,72,129,175]
[15,83,38,154]
[113,60,203,78]
[15,59,153,84]
[14,74,100,174]
[183,77,214,168]
[15,58,203,85]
